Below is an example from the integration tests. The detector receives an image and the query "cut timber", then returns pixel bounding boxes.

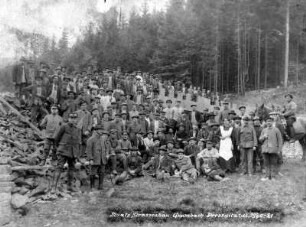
[11,165,54,171]
[0,102,7,115]
[0,96,43,139]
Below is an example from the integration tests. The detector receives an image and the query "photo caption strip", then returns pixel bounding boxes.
[106,208,284,223]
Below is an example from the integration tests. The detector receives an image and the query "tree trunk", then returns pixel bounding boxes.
[264,33,268,89]
[257,26,261,91]
[284,0,290,88]
[237,3,241,95]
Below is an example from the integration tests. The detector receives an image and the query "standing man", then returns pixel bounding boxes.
[238,116,258,176]
[75,101,92,157]
[219,100,230,123]
[86,126,111,190]
[259,117,283,181]
[190,104,202,127]
[39,105,63,165]
[164,99,174,120]
[51,113,82,193]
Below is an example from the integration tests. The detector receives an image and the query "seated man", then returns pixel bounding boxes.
[170,149,198,184]
[126,147,144,180]
[143,147,173,181]
[196,140,228,181]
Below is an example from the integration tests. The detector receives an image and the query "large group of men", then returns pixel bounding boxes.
[11,58,302,194]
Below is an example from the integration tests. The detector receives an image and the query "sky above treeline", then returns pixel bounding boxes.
[0,0,168,64]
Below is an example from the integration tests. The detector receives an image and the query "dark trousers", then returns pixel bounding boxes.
[233,144,240,167]
[263,153,278,179]
[240,147,254,174]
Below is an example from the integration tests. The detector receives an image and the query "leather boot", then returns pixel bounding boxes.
[90,175,95,189]
[98,173,104,190]
[67,170,78,192]
[51,170,61,194]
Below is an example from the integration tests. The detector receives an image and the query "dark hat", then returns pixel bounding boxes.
[146,130,153,136]
[91,108,98,113]
[139,112,145,115]
[178,123,185,128]
[101,130,110,136]
[223,100,229,104]
[166,99,172,103]
[110,129,117,133]
[107,89,113,93]
[176,149,184,154]
[67,91,75,95]
[68,113,78,118]
[79,100,87,106]
[51,104,59,109]
[288,115,297,121]
[121,112,128,116]
[94,124,103,130]
[206,140,213,144]
[284,93,293,99]
[111,102,117,105]
[266,116,274,121]
[210,122,220,127]
[242,116,250,121]
[131,115,139,118]
[239,105,246,110]
[208,112,216,117]
[94,95,100,99]
[253,116,260,121]
[167,140,174,145]
[158,147,166,151]
[158,100,164,103]
[229,110,236,115]
[102,111,110,117]
[153,137,160,142]
[115,113,121,116]
[131,147,139,151]
[188,137,197,142]
[233,116,242,120]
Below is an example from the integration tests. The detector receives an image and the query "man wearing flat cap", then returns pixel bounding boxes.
[52,113,82,193]
[86,125,111,190]
[39,104,63,166]
[75,101,92,157]
[238,116,258,176]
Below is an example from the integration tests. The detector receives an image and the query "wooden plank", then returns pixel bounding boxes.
[0,96,43,139]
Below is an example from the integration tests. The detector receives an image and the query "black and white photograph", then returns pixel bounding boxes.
[0,0,306,226]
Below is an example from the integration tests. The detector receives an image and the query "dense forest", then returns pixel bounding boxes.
[5,0,306,95]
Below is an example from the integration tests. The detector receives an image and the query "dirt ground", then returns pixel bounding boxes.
[5,158,306,227]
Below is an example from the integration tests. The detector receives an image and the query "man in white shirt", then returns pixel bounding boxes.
[172,100,184,122]
[163,99,174,120]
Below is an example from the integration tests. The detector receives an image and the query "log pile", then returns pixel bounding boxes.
[0,94,86,215]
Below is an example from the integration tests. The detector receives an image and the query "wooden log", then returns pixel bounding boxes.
[11,165,54,171]
[0,96,43,139]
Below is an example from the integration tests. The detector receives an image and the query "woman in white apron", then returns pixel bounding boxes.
[219,119,235,172]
